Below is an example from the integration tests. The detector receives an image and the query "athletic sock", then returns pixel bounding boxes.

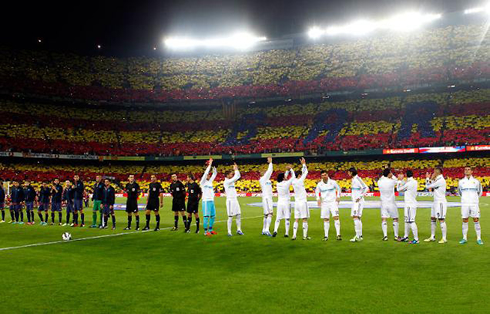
[51,212,55,223]
[236,214,242,232]
[58,212,62,223]
[136,216,140,229]
[303,221,308,238]
[393,221,399,238]
[293,221,298,238]
[182,215,187,228]
[227,217,233,234]
[285,219,290,236]
[21,211,25,222]
[474,221,481,241]
[209,215,215,230]
[196,218,200,231]
[74,213,78,225]
[187,217,192,230]
[266,216,272,232]
[128,216,132,228]
[104,215,108,227]
[44,213,48,222]
[462,221,469,240]
[203,216,209,231]
[174,215,178,228]
[382,221,388,237]
[262,216,267,233]
[155,215,160,229]
[1,210,4,221]
[81,213,85,225]
[27,212,31,223]
[274,218,280,233]
[66,212,70,224]
[92,212,97,226]
[334,219,341,236]
[430,220,436,238]
[354,219,360,237]
[359,220,363,237]
[38,212,44,222]
[15,210,19,222]
[411,222,419,241]
[10,210,14,221]
[27,211,31,223]
[111,215,116,228]
[440,221,447,241]
[145,214,150,228]
[324,220,330,238]
[404,222,410,238]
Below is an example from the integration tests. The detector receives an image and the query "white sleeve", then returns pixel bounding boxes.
[230,170,240,183]
[457,180,462,196]
[335,181,341,197]
[210,167,217,183]
[200,165,211,185]
[287,170,296,184]
[315,184,321,200]
[264,163,273,181]
[426,178,442,189]
[478,180,483,197]
[358,177,368,195]
[299,164,308,182]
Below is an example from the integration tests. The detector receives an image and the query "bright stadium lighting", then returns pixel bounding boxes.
[464,5,490,14]
[164,32,267,50]
[380,12,442,32]
[308,26,324,39]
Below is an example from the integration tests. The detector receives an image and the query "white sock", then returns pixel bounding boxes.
[293,221,298,238]
[236,214,242,232]
[393,221,399,238]
[411,222,419,241]
[262,216,267,233]
[430,220,436,238]
[404,222,410,238]
[303,221,308,238]
[359,220,363,237]
[324,220,330,238]
[354,219,361,237]
[440,221,447,241]
[266,216,272,232]
[462,221,469,240]
[227,217,233,234]
[475,221,481,240]
[274,218,280,233]
[334,219,340,236]
[285,219,290,236]
[382,221,388,237]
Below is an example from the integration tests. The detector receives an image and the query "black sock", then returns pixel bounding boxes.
[174,215,178,228]
[15,211,19,222]
[66,212,70,224]
[145,214,150,228]
[20,211,24,222]
[187,217,192,229]
[104,215,108,227]
[128,216,132,228]
[58,212,62,223]
[196,218,200,231]
[38,212,44,222]
[81,213,85,224]
[111,215,116,228]
[74,213,78,224]
[45,213,48,222]
[31,211,34,222]
[1,210,4,221]
[183,215,187,228]
[10,210,14,221]
[51,212,55,223]
[156,215,160,229]
[27,211,31,223]
[136,216,140,229]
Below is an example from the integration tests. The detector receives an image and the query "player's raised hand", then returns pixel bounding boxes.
[300,157,306,165]
[208,158,213,166]
[233,163,238,170]
[267,157,272,164]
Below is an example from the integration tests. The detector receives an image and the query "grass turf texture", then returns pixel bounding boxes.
[0,196,489,313]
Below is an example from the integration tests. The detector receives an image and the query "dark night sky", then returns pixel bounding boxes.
[0,0,484,57]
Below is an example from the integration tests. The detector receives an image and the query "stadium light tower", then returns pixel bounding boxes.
[164,32,266,50]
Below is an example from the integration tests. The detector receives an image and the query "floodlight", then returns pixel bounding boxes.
[164,32,266,50]
[308,27,324,39]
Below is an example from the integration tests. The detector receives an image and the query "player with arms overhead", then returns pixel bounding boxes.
[315,170,342,241]
[291,158,309,240]
[144,175,163,231]
[458,166,483,245]
[200,158,218,237]
[124,174,141,230]
[170,173,187,231]
[185,174,202,233]
[224,163,243,237]
[259,157,274,236]
[273,164,295,238]
[425,167,448,244]
[348,168,368,242]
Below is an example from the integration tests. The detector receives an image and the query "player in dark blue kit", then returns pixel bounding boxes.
[73,175,85,227]
[62,180,74,226]
[51,178,63,225]
[9,180,24,224]
[0,179,5,223]
[38,181,51,226]
[101,179,116,230]
[23,180,37,225]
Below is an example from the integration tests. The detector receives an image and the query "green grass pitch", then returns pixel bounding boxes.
[0,196,489,313]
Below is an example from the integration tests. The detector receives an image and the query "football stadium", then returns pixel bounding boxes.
[1,0,490,313]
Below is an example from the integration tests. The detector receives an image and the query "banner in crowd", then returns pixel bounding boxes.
[419,146,466,153]
[383,148,419,154]
[466,145,490,152]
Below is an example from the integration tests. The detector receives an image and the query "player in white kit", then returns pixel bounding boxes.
[259,157,274,236]
[396,170,419,244]
[424,167,448,244]
[377,168,400,241]
[223,163,243,236]
[273,165,295,238]
[292,158,309,240]
[315,170,342,241]
[348,168,368,242]
[458,166,483,245]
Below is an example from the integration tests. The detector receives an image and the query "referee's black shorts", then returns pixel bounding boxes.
[172,198,186,212]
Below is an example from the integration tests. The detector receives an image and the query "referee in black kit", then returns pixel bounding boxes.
[170,173,187,231]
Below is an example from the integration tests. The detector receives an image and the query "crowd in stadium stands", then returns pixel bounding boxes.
[1,24,490,102]
[2,157,489,194]
[0,88,488,156]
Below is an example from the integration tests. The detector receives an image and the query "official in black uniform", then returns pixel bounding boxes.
[38,181,51,225]
[186,173,202,233]
[124,174,140,230]
[144,174,163,231]
[170,173,187,231]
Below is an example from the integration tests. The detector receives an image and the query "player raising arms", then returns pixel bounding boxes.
[73,175,85,227]
[292,158,309,240]
[424,167,448,244]
[397,170,419,244]
[101,179,116,229]
[259,157,274,236]
[377,169,400,241]
[315,170,342,241]
[170,173,187,231]
[185,174,202,233]
[458,166,483,245]
[200,158,217,237]
[38,181,51,226]
[91,175,104,228]
[124,175,141,230]
[51,179,63,225]
[273,165,295,238]
[348,168,368,242]
[224,163,243,237]
[144,175,163,231]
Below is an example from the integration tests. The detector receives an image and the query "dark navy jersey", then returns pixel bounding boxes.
[24,185,36,202]
[92,181,104,201]
[73,181,84,201]
[170,181,186,200]
[51,184,63,203]
[0,186,5,203]
[10,186,25,203]
[125,182,140,200]
[39,187,51,203]
[102,186,115,205]
[186,182,202,201]
[148,182,163,200]
[63,187,75,205]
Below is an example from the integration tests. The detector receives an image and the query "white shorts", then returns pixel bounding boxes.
[226,198,241,216]
[320,202,339,219]
[461,204,480,219]
[276,201,291,220]
[431,202,447,220]
[351,200,364,217]
[262,198,274,216]
[404,203,417,223]
[381,201,399,219]
[294,200,310,219]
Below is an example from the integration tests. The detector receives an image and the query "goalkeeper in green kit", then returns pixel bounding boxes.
[90,175,105,228]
